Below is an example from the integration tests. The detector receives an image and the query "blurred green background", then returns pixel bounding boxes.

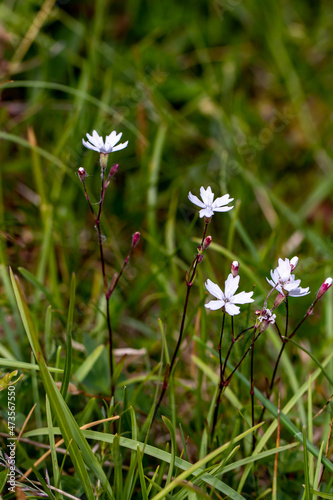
[1,0,333,474]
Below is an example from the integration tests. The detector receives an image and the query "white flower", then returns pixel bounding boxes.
[82,130,128,154]
[267,257,310,297]
[188,186,234,219]
[205,274,254,316]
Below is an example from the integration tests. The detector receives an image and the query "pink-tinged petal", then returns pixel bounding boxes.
[188,192,206,208]
[225,303,240,315]
[205,299,225,310]
[82,139,100,152]
[199,207,214,218]
[224,274,240,298]
[200,186,214,205]
[213,205,234,212]
[112,141,128,152]
[232,290,254,305]
[212,194,234,208]
[205,279,224,300]
[290,256,298,270]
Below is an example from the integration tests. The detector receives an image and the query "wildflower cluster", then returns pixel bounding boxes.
[77,130,332,441]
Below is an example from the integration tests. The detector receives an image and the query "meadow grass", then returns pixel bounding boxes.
[0,0,333,498]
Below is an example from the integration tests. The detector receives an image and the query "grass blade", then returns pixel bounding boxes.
[60,273,75,399]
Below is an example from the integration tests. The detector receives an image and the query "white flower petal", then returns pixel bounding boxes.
[205,299,225,310]
[205,279,224,300]
[199,207,214,218]
[212,194,234,208]
[112,141,128,152]
[224,274,240,298]
[200,186,214,205]
[212,205,234,212]
[82,139,100,152]
[289,287,310,297]
[225,303,240,315]
[232,290,254,305]
[188,192,206,208]
[277,259,291,280]
[92,130,104,149]
[284,280,301,291]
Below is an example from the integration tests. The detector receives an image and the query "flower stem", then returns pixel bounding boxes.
[153,222,208,422]
[250,326,258,451]
[259,298,289,424]
[211,313,226,437]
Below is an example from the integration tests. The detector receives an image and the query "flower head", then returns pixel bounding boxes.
[205,274,254,316]
[82,130,128,154]
[317,277,332,300]
[256,308,276,333]
[231,261,239,277]
[267,257,310,297]
[188,186,234,219]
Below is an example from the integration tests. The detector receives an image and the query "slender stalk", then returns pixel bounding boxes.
[153,222,208,421]
[258,298,289,423]
[250,326,258,451]
[80,165,118,399]
[224,325,257,385]
[211,313,226,436]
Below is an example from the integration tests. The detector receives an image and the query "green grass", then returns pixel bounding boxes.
[0,0,333,498]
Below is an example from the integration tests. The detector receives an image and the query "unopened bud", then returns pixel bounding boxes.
[131,232,140,248]
[203,236,212,250]
[290,256,298,271]
[100,153,109,170]
[109,163,119,178]
[273,292,285,308]
[197,254,203,263]
[317,277,332,300]
[231,261,239,277]
[78,167,86,182]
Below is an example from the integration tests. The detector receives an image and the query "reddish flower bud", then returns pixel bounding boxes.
[197,254,203,263]
[109,163,119,177]
[78,167,86,182]
[131,232,140,248]
[203,236,212,250]
[273,292,285,308]
[231,261,239,277]
[317,277,332,300]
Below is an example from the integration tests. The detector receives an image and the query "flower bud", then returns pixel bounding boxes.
[100,152,109,170]
[109,163,119,178]
[131,232,140,248]
[197,254,203,264]
[273,292,285,308]
[202,236,212,250]
[78,167,86,182]
[317,277,332,300]
[290,256,298,271]
[231,261,239,277]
